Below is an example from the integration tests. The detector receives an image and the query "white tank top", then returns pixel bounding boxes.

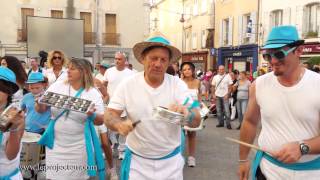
[256,70,320,162]
[187,88,198,101]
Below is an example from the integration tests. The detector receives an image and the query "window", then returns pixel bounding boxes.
[80,12,93,44]
[104,14,118,45]
[19,8,34,41]
[270,10,283,27]
[201,30,206,48]
[192,32,197,49]
[51,10,63,18]
[193,0,198,16]
[185,6,191,20]
[243,14,251,43]
[201,0,207,14]
[223,18,229,45]
[185,30,191,52]
[304,3,320,35]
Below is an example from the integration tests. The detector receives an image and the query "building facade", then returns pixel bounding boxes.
[214,0,259,73]
[260,0,320,62]
[150,0,215,71]
[0,0,150,70]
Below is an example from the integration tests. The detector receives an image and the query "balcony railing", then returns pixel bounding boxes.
[84,32,96,44]
[102,33,120,46]
[17,29,27,42]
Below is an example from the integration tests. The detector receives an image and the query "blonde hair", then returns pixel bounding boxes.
[68,58,94,90]
[47,50,69,68]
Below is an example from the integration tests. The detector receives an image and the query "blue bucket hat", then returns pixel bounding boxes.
[262,25,304,49]
[100,61,109,69]
[27,72,44,84]
[133,31,181,63]
[0,66,19,94]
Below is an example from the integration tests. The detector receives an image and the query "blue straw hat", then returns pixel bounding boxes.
[0,66,19,94]
[133,31,181,63]
[262,25,304,49]
[100,61,109,69]
[26,72,44,84]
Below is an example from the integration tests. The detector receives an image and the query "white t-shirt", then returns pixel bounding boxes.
[108,72,192,158]
[103,67,134,97]
[95,73,104,82]
[256,70,320,179]
[0,132,23,179]
[44,81,104,179]
[44,67,68,86]
[211,73,233,97]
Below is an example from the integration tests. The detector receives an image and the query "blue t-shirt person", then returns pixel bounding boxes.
[21,93,51,134]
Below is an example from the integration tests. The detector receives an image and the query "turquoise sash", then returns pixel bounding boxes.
[37,88,106,180]
[252,150,320,180]
[0,132,3,146]
[120,131,185,180]
[0,168,19,180]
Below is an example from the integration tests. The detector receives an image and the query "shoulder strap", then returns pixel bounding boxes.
[215,74,226,89]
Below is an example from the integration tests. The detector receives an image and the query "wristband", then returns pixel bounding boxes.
[238,159,248,163]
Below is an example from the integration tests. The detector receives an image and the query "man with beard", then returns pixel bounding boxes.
[238,26,320,180]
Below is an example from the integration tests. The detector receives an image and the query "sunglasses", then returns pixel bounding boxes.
[53,56,62,60]
[262,47,296,62]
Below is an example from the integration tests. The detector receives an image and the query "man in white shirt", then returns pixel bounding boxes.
[211,65,233,129]
[104,52,134,160]
[104,31,200,180]
[238,25,320,180]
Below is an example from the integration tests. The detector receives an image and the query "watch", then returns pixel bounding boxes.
[299,141,310,155]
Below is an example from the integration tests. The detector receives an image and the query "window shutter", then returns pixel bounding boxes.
[228,17,233,46]
[238,15,243,45]
[250,12,257,44]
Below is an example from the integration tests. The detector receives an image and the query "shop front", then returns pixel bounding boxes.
[301,43,320,62]
[182,51,208,71]
[217,44,258,73]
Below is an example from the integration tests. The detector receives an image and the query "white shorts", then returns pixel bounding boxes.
[129,153,184,180]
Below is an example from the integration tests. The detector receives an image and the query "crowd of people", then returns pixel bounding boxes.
[0,25,319,180]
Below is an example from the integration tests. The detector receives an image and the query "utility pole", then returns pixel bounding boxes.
[95,0,101,65]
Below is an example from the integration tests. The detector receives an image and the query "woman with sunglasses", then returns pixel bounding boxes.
[44,50,69,86]
[36,58,105,180]
[180,62,201,167]
[0,67,25,180]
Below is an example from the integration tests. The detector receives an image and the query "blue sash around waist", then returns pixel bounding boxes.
[252,150,320,180]
[0,168,19,180]
[120,131,185,180]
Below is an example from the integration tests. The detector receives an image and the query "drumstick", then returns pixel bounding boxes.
[132,120,141,127]
[225,137,268,153]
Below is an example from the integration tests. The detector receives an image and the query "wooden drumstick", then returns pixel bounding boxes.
[225,137,269,153]
[132,120,141,127]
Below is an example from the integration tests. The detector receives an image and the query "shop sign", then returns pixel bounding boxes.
[233,52,242,56]
[302,44,320,54]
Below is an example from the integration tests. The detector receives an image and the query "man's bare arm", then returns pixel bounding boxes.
[239,81,261,160]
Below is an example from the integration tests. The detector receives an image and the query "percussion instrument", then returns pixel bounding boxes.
[20,132,42,167]
[39,91,94,113]
[153,106,187,125]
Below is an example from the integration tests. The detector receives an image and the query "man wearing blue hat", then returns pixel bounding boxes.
[21,72,50,134]
[104,32,201,180]
[238,26,320,180]
[0,66,25,180]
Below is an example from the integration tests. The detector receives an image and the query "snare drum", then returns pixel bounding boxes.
[20,132,42,167]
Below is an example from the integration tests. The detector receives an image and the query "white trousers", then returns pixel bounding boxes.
[129,154,185,180]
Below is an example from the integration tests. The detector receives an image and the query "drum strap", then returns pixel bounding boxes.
[84,112,105,180]
[0,132,2,145]
[0,168,19,180]
[252,150,320,180]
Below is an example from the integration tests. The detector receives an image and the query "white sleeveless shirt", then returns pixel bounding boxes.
[256,70,320,179]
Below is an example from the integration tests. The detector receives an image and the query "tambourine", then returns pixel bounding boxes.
[39,91,94,113]
[153,106,187,125]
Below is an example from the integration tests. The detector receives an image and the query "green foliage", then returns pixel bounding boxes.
[308,56,320,66]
